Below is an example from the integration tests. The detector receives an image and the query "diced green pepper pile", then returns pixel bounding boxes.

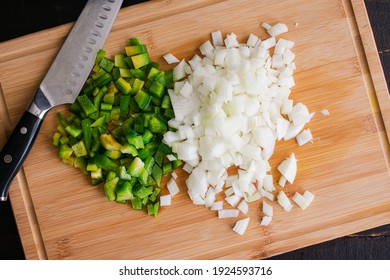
[52,38,181,217]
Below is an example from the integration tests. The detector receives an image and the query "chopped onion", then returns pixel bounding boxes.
[167,177,180,197]
[262,200,273,217]
[160,195,172,206]
[162,23,316,233]
[218,209,239,219]
[260,216,272,226]
[267,23,288,37]
[263,174,276,192]
[320,109,330,116]
[233,217,250,235]
[247,33,259,47]
[163,53,180,64]
[211,31,224,46]
[237,200,249,214]
[296,128,313,146]
[277,153,297,184]
[225,194,241,207]
[210,201,223,211]
[277,191,293,212]
[182,162,194,173]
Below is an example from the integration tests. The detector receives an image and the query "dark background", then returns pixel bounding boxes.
[0,0,389,260]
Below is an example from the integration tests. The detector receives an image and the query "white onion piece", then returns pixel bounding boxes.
[277,153,297,184]
[211,31,224,46]
[210,201,223,211]
[267,23,288,37]
[218,209,239,219]
[225,195,241,207]
[167,177,180,197]
[262,201,273,217]
[277,191,293,212]
[278,175,287,188]
[247,33,259,47]
[292,191,315,210]
[320,109,330,116]
[233,217,250,235]
[260,216,272,226]
[303,191,315,208]
[163,53,180,64]
[237,200,249,214]
[263,175,276,192]
[167,154,177,161]
[160,195,172,206]
[199,40,214,56]
[171,171,178,180]
[296,128,313,146]
[182,162,194,173]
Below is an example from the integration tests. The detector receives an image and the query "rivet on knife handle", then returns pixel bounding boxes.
[0,0,123,201]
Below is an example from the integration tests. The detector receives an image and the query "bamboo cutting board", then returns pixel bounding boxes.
[0,0,389,260]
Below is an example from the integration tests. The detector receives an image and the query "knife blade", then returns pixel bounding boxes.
[0,0,123,201]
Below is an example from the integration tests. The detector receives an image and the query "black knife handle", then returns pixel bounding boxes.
[0,110,44,201]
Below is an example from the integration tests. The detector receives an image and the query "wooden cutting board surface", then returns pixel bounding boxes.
[0,0,389,259]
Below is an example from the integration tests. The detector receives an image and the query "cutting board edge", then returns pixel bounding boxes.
[348,0,390,171]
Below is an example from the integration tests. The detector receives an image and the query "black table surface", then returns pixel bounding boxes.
[0,0,389,260]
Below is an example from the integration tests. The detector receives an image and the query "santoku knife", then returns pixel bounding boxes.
[0,0,123,201]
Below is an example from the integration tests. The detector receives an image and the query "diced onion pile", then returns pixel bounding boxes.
[160,22,321,235]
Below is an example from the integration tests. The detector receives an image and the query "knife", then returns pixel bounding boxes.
[0,0,123,201]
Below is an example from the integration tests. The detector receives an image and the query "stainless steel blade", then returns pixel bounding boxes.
[29,0,123,118]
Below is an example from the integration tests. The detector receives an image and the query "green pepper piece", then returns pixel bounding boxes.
[144,156,155,175]
[125,131,144,149]
[65,125,83,138]
[99,57,115,72]
[71,140,87,157]
[147,201,159,217]
[152,164,162,186]
[131,197,143,210]
[121,143,138,156]
[134,89,151,110]
[100,134,123,151]
[132,185,153,199]
[77,94,98,116]
[130,78,145,95]
[128,157,145,177]
[94,153,118,171]
[115,77,132,95]
[172,159,183,169]
[95,49,106,64]
[125,44,147,56]
[94,73,113,88]
[59,144,73,159]
[105,149,121,160]
[149,81,165,98]
[104,177,119,201]
[119,95,130,118]
[128,37,143,46]
[119,68,132,78]
[117,166,132,181]
[114,54,128,69]
[115,181,133,202]
[131,53,150,69]
[163,162,172,175]
[149,114,167,134]
[149,187,161,202]
[53,132,61,146]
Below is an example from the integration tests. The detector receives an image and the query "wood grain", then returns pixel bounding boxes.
[0,0,389,259]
